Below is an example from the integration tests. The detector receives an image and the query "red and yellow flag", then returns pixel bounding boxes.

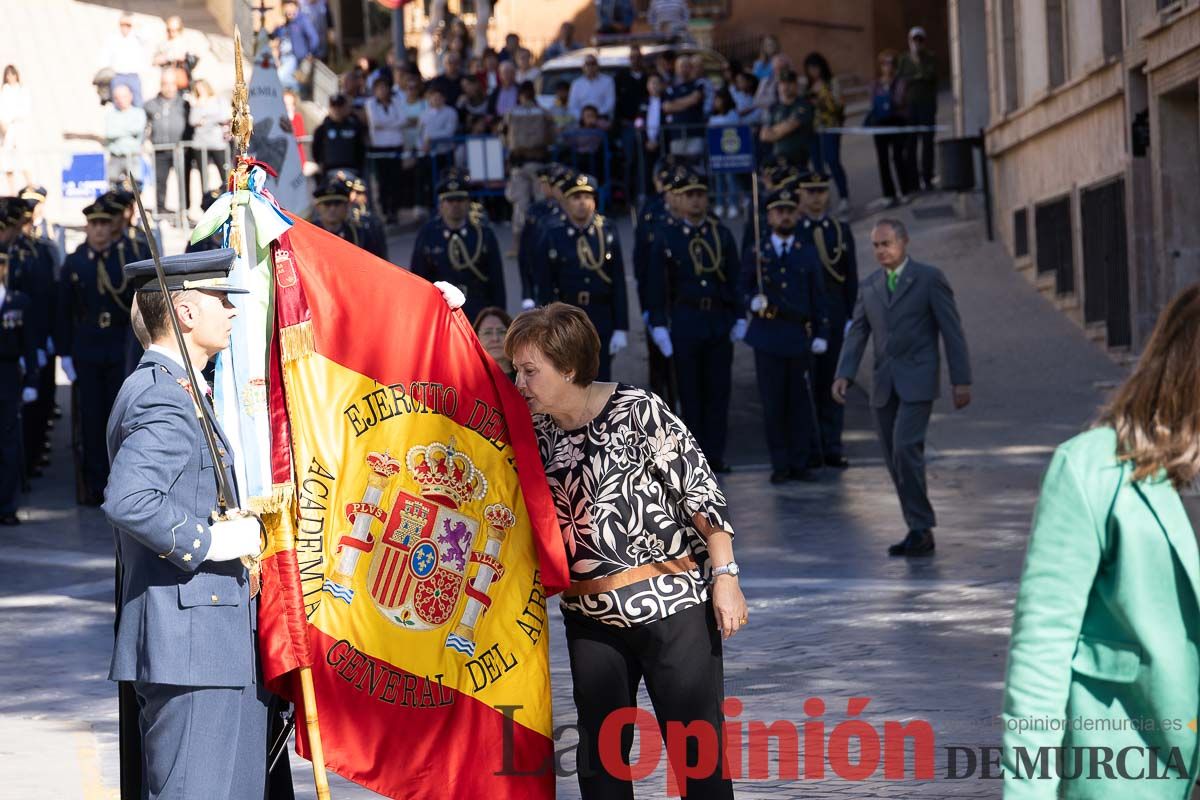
[258,217,569,799]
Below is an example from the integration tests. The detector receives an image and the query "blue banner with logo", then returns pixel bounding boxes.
[61,153,108,199]
[707,125,755,173]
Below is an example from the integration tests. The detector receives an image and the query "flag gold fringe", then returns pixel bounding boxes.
[247,482,295,515]
[279,320,314,364]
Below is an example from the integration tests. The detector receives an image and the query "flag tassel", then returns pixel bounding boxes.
[279,320,315,364]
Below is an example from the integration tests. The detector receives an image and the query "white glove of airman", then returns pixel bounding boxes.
[609,329,628,356]
[811,337,829,355]
[650,326,674,357]
[205,514,264,562]
[434,281,466,310]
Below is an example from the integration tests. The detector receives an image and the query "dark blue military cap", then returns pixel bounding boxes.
[551,165,578,191]
[653,155,679,186]
[19,185,48,205]
[669,169,708,194]
[437,172,471,200]
[313,177,350,204]
[331,169,367,193]
[563,172,598,197]
[82,199,116,222]
[798,170,831,189]
[125,248,249,294]
[766,187,799,210]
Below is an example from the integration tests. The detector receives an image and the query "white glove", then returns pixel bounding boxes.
[60,356,77,382]
[17,357,24,371]
[36,349,47,369]
[749,294,768,313]
[641,310,650,326]
[730,318,748,342]
[650,326,673,357]
[205,514,264,562]
[521,297,536,310]
[21,387,38,404]
[434,281,466,310]
[609,329,628,356]
[811,337,829,355]
[844,319,853,337]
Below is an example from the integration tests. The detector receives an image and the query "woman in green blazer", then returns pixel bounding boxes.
[1003,286,1200,799]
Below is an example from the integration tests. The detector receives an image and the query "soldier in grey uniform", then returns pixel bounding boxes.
[103,248,270,800]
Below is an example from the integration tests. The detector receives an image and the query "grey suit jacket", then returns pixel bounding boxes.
[835,259,972,408]
[103,349,255,687]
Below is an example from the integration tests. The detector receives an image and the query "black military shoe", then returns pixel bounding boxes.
[0,513,20,526]
[789,468,819,483]
[825,455,850,469]
[888,529,935,557]
[769,470,791,484]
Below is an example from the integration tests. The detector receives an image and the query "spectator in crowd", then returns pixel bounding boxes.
[569,54,616,121]
[648,0,691,37]
[153,16,197,92]
[655,50,677,86]
[370,48,399,90]
[467,56,486,86]
[0,65,32,194]
[273,0,320,95]
[636,73,666,192]
[752,35,780,82]
[805,52,849,213]
[731,71,761,124]
[542,22,580,62]
[341,67,370,118]
[549,82,575,132]
[760,68,813,169]
[482,50,502,92]
[898,25,938,191]
[499,33,521,64]
[187,79,228,193]
[865,49,913,207]
[707,89,742,219]
[448,18,472,61]
[489,61,520,124]
[312,94,367,179]
[144,70,192,213]
[301,0,334,61]
[596,0,635,34]
[395,73,427,216]
[428,52,465,108]
[104,85,147,184]
[565,105,608,180]
[616,46,650,200]
[504,81,556,253]
[692,54,715,115]
[474,307,515,381]
[514,48,540,87]
[754,53,794,113]
[418,85,460,203]
[365,76,406,221]
[283,88,308,165]
[102,13,151,107]
[457,76,492,134]
[663,54,705,157]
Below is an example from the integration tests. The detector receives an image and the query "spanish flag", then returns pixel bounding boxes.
[258,216,569,799]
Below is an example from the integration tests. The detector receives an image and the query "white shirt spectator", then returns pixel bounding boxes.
[418,105,460,154]
[516,66,541,86]
[568,73,616,120]
[102,28,151,75]
[648,0,690,34]
[395,95,426,154]
[644,95,662,142]
[365,96,406,149]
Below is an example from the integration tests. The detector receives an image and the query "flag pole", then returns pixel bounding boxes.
[230,28,331,800]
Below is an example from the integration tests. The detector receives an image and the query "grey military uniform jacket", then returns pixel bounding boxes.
[835,259,972,408]
[103,349,255,688]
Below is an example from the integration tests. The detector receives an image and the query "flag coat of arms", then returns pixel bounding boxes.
[258,216,569,799]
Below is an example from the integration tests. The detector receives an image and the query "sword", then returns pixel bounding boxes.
[122,175,234,516]
[750,174,767,316]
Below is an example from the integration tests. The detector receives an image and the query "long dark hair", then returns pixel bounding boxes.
[1098,285,1200,486]
[803,52,832,84]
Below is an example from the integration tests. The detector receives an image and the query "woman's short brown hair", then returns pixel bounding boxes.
[472,305,512,332]
[1098,285,1200,487]
[504,302,600,385]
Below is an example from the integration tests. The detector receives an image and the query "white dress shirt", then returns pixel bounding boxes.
[771,233,796,258]
[567,73,616,120]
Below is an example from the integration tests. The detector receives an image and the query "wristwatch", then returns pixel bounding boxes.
[711,562,740,580]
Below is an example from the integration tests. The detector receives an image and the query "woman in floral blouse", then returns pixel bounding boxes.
[506,302,746,799]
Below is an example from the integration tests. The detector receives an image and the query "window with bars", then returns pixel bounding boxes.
[1035,196,1074,296]
[1014,208,1029,257]
[1046,0,1067,89]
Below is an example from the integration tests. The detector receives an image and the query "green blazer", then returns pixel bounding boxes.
[1003,426,1200,798]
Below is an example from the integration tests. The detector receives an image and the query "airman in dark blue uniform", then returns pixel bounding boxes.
[311,176,389,260]
[634,159,683,410]
[741,158,802,257]
[516,164,567,308]
[740,187,830,483]
[534,173,630,382]
[57,199,139,505]
[331,169,389,261]
[797,171,858,468]
[0,239,39,525]
[102,190,154,263]
[644,170,742,471]
[410,173,507,322]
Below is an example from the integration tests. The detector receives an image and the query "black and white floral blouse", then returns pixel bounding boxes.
[534,384,734,627]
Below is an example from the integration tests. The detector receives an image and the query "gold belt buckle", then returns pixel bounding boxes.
[577,290,590,306]
[98,311,112,329]
[762,306,778,320]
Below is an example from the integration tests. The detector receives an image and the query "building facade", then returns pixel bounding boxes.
[963,0,1200,351]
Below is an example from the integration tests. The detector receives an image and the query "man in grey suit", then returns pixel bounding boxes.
[833,219,972,557]
[103,248,269,800]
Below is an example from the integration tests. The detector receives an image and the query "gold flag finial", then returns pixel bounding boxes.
[230,28,253,157]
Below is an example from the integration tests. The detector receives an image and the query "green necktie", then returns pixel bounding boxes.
[887,270,899,294]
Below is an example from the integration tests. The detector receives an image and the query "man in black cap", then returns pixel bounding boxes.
[102,189,153,262]
[56,200,138,505]
[534,173,630,382]
[334,169,387,258]
[311,176,388,260]
[0,244,40,524]
[311,94,367,179]
[644,170,742,471]
[760,68,815,170]
[104,247,272,800]
[410,173,506,322]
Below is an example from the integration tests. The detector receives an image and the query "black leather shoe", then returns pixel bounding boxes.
[825,455,850,469]
[888,529,935,557]
[789,468,819,483]
[710,460,733,474]
[0,513,20,526]
[769,470,791,484]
